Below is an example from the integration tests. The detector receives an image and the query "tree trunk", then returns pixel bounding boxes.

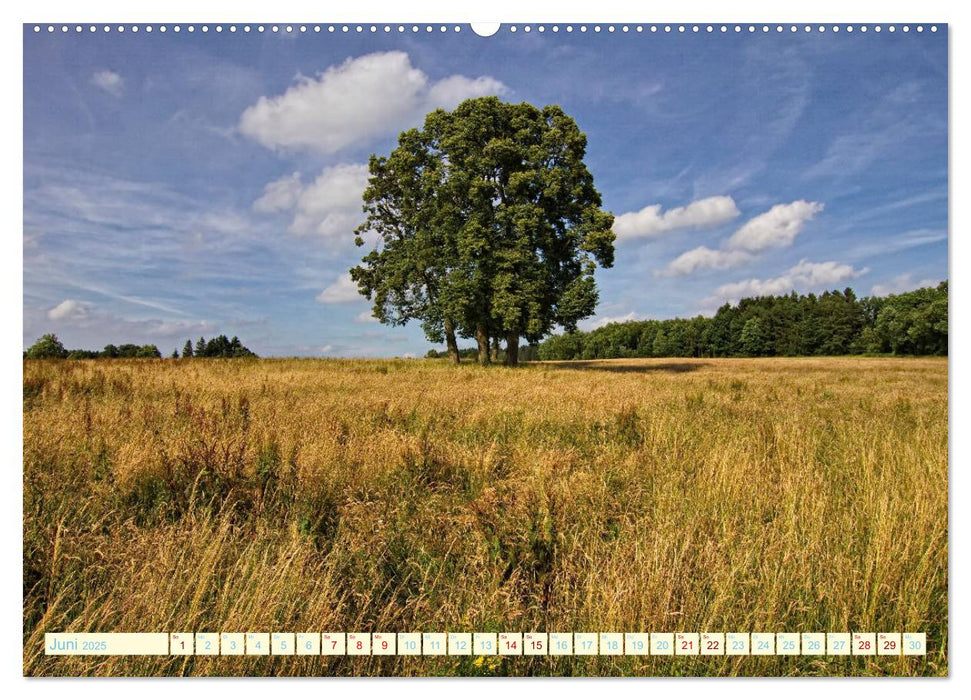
[505,333,520,367]
[490,335,500,363]
[444,318,460,364]
[476,325,491,366]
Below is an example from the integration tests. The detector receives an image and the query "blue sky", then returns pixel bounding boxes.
[23,25,948,357]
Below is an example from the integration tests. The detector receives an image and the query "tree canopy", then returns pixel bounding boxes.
[351,96,615,365]
[193,335,257,358]
[24,333,68,359]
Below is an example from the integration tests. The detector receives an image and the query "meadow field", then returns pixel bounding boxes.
[22,356,947,676]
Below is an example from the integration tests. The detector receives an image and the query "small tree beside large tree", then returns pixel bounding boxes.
[351,96,615,366]
[25,333,68,359]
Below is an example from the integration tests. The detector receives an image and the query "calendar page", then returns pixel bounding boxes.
[22,15,948,679]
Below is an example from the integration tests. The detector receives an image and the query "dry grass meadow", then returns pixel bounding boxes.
[22,356,947,676]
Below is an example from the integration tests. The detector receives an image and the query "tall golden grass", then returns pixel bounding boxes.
[23,356,947,676]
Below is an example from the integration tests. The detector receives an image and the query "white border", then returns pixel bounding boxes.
[5,1,964,697]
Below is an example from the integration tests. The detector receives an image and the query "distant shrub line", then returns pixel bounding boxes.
[534,282,948,361]
[425,346,541,362]
[24,334,258,360]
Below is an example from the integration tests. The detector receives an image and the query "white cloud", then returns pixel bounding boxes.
[705,259,868,305]
[47,299,88,321]
[319,345,335,354]
[580,311,649,331]
[254,164,369,242]
[871,273,940,297]
[91,70,124,96]
[316,273,361,304]
[426,75,508,107]
[289,165,369,238]
[355,310,379,324]
[663,246,752,276]
[613,195,739,242]
[239,51,505,155]
[252,172,303,213]
[726,200,824,252]
[662,199,825,276]
[598,311,647,326]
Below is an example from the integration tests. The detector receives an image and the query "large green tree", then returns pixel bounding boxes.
[351,96,615,366]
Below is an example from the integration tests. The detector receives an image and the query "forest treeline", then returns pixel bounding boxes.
[535,281,948,361]
[24,334,257,360]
